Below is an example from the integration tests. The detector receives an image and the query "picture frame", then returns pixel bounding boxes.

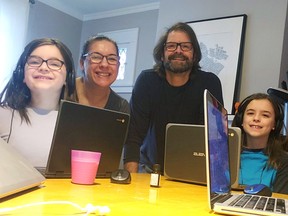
[188,14,247,114]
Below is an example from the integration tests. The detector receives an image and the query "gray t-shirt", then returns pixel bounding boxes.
[0,107,58,167]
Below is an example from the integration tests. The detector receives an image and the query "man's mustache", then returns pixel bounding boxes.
[168,53,188,61]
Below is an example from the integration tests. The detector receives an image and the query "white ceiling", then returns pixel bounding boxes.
[37,0,160,21]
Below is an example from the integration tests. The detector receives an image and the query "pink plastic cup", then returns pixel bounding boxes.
[71,150,101,185]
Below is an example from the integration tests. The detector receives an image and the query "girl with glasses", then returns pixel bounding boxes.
[0,38,77,167]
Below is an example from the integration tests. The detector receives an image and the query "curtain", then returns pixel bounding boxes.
[0,0,29,92]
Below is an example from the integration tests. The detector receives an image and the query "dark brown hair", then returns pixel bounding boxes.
[80,35,119,61]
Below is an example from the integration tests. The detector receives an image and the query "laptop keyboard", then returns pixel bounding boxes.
[228,194,286,214]
[211,193,233,204]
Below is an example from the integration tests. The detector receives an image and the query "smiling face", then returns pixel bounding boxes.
[242,99,276,147]
[81,40,119,88]
[23,45,67,95]
[163,30,194,74]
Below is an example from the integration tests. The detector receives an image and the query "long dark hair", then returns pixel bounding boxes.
[0,38,76,123]
[232,93,288,168]
[153,22,202,77]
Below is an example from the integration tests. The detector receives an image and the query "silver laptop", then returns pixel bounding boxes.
[0,138,45,199]
[204,89,288,215]
[44,100,130,178]
[164,123,243,189]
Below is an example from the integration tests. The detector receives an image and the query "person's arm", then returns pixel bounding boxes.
[0,107,11,141]
[124,161,138,173]
[123,70,155,170]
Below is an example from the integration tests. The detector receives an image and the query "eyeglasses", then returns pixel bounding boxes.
[83,52,119,65]
[27,56,65,70]
[164,42,193,52]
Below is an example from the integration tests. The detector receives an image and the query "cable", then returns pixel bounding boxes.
[0,200,110,215]
[7,109,15,143]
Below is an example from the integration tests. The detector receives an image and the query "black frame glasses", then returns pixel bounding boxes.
[164,42,193,52]
[83,52,119,65]
[27,56,65,70]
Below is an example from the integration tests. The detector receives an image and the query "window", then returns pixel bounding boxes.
[118,47,128,80]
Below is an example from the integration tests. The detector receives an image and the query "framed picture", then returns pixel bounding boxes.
[188,14,247,114]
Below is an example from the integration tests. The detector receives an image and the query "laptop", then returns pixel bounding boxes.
[164,123,243,189]
[0,138,45,199]
[44,100,130,178]
[204,89,288,215]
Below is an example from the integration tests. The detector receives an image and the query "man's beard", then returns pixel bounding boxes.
[163,53,193,74]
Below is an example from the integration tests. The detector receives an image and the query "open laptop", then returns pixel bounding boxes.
[0,138,45,199]
[204,89,288,215]
[44,100,130,178]
[164,123,242,189]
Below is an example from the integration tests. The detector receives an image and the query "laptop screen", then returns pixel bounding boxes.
[204,89,231,195]
[0,138,45,198]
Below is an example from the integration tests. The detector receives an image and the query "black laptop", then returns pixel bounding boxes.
[44,100,130,178]
[164,123,243,189]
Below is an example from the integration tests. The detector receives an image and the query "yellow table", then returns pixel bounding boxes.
[0,173,287,215]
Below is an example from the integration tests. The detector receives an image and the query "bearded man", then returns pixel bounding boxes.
[124,22,223,173]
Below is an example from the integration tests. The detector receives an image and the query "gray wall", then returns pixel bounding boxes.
[156,0,288,101]
[27,2,82,66]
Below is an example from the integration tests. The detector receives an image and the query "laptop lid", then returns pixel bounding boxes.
[164,124,206,184]
[164,123,242,188]
[0,138,45,199]
[204,89,232,209]
[45,100,130,178]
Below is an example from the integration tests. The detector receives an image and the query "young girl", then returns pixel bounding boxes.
[232,93,288,194]
[0,38,77,168]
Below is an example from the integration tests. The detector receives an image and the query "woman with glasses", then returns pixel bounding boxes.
[76,35,129,113]
[0,38,77,167]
